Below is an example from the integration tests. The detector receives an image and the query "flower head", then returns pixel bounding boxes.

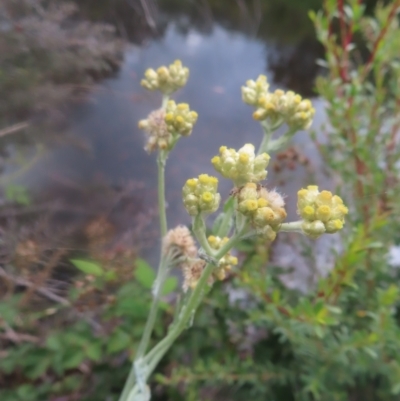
[162,225,198,263]
[297,186,349,238]
[141,60,189,95]
[237,183,287,240]
[139,101,198,152]
[211,144,270,186]
[208,235,238,281]
[243,75,315,130]
[241,75,270,107]
[182,174,221,216]
[182,259,206,292]
[165,100,198,136]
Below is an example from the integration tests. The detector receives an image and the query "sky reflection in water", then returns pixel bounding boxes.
[32,22,327,235]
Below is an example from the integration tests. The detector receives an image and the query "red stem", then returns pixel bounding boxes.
[362,0,400,80]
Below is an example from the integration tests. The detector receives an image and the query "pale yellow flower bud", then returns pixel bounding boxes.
[297,186,348,238]
[182,174,221,216]
[301,220,326,239]
[236,184,286,240]
[207,235,238,282]
[140,60,189,94]
[241,75,270,106]
[212,144,270,186]
[242,75,315,129]
[165,100,198,136]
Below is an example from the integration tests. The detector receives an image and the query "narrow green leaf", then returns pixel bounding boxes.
[70,259,104,277]
[107,330,131,354]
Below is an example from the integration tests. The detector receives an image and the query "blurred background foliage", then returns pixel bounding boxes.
[1,0,400,400]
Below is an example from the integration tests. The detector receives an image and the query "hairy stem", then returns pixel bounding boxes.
[157,152,168,237]
[258,121,272,155]
[279,221,303,233]
[192,215,215,256]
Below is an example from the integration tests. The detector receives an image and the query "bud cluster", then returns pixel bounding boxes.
[139,101,198,152]
[182,174,221,216]
[241,75,315,130]
[207,235,238,281]
[241,75,270,106]
[297,185,349,238]
[140,60,189,94]
[236,183,287,241]
[165,100,198,136]
[211,144,270,186]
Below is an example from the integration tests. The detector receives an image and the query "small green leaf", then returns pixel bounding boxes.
[135,258,156,289]
[105,271,118,282]
[63,351,85,369]
[314,325,324,339]
[364,347,378,360]
[86,343,102,362]
[46,335,60,351]
[223,196,235,212]
[391,382,400,395]
[272,288,280,303]
[107,330,131,354]
[70,259,104,277]
[162,277,178,295]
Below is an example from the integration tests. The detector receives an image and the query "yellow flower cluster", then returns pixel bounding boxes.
[140,60,189,94]
[165,100,198,136]
[241,75,315,130]
[211,144,270,186]
[182,174,221,216]
[237,183,287,241]
[297,185,349,238]
[208,235,238,281]
[138,101,198,152]
[241,75,270,106]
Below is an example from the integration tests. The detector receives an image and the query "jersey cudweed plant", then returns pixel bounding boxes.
[118,59,347,401]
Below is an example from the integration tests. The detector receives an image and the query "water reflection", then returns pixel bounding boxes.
[30,22,326,229]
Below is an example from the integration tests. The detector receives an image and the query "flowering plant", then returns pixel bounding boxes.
[119,60,348,401]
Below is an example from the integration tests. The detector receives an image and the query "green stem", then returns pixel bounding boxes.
[279,221,303,233]
[157,152,168,237]
[258,121,272,155]
[119,369,136,401]
[268,128,297,153]
[122,228,244,399]
[161,95,170,109]
[215,197,234,237]
[192,215,215,256]
[144,262,214,368]
[119,145,170,401]
[136,256,170,359]
[144,229,242,366]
